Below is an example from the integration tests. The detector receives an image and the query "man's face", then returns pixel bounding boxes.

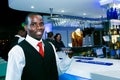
[26,15,45,40]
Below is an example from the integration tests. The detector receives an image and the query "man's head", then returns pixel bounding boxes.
[47,32,54,39]
[24,13,45,40]
[16,26,26,37]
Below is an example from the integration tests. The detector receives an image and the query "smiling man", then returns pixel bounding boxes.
[5,13,73,80]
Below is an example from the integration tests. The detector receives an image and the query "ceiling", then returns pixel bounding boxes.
[8,0,107,19]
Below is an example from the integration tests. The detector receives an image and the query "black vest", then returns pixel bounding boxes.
[10,37,19,49]
[18,40,58,80]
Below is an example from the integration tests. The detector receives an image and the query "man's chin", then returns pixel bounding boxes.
[35,38,41,40]
[36,35,42,40]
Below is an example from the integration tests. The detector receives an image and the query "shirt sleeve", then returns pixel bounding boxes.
[5,45,25,80]
[49,42,73,75]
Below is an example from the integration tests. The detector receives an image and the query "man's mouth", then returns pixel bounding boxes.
[36,31,42,35]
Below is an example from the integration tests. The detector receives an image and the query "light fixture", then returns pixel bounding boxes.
[99,0,120,9]
[83,13,86,16]
[49,8,53,17]
[31,5,34,9]
[99,0,120,20]
[61,10,64,13]
[48,7,104,27]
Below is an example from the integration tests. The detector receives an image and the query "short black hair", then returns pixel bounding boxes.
[47,32,53,38]
[25,13,42,25]
[15,26,25,34]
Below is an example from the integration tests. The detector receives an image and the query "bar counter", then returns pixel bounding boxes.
[58,51,120,80]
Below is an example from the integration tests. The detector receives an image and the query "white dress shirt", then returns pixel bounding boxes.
[5,35,73,80]
[15,35,25,43]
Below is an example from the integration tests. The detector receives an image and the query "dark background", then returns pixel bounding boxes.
[0,0,27,27]
[0,0,50,38]
[0,0,29,40]
[0,0,26,60]
[0,0,41,60]
[0,0,51,60]
[0,0,49,30]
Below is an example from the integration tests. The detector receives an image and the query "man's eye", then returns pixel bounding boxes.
[40,22,44,26]
[31,23,36,26]
[40,23,44,26]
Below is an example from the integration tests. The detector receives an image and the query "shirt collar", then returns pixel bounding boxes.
[15,35,22,38]
[25,35,44,48]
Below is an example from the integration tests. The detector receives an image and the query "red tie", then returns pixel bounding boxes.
[37,42,44,57]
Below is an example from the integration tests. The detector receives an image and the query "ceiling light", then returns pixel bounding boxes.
[83,13,86,15]
[61,10,64,12]
[31,5,34,9]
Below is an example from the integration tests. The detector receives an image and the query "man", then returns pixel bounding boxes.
[45,31,55,45]
[5,13,73,80]
[9,26,26,49]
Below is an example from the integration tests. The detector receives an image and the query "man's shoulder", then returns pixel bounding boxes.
[18,40,28,46]
[12,36,19,40]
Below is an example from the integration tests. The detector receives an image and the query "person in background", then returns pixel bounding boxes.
[45,31,55,45]
[5,13,73,80]
[54,33,65,52]
[9,25,26,49]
